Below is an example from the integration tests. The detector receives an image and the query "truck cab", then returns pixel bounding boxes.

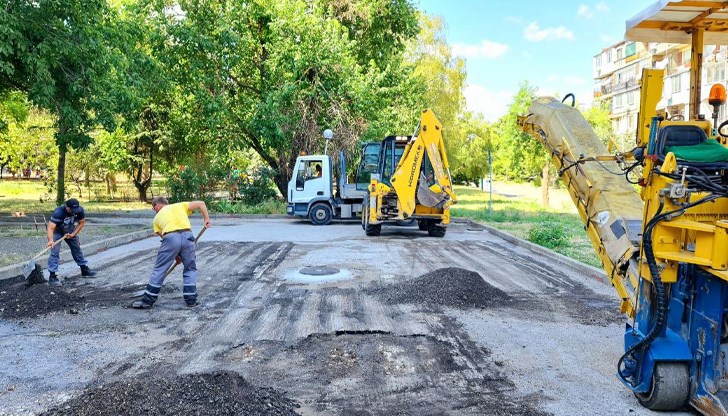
[287,143,379,225]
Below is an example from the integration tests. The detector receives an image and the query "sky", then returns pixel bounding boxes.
[416,0,659,121]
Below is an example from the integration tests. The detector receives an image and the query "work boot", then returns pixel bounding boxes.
[48,272,62,287]
[80,265,97,278]
[131,300,153,309]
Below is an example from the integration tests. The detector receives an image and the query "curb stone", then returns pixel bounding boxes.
[0,229,155,281]
[457,218,609,286]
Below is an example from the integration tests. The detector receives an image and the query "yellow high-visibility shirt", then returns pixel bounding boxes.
[153,202,192,235]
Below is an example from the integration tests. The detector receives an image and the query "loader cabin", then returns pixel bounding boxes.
[374,135,438,188]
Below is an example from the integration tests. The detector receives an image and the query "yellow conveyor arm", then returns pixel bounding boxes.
[518,97,643,318]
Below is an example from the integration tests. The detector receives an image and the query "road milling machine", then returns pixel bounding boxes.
[517,2,728,414]
[363,109,457,237]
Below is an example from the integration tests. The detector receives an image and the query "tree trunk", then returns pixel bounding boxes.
[541,163,550,208]
[56,144,67,206]
[274,171,287,199]
[134,181,149,202]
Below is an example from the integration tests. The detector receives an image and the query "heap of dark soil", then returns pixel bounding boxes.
[42,371,299,416]
[368,267,513,309]
[0,274,83,319]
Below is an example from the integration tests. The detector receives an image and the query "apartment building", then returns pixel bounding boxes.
[593,41,728,141]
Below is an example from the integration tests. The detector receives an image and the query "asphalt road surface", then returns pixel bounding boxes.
[0,218,694,415]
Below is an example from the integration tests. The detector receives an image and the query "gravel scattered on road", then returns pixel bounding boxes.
[0,273,84,319]
[40,371,300,416]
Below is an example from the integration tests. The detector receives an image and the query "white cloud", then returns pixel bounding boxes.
[463,84,512,122]
[596,2,609,12]
[577,5,593,19]
[524,22,575,42]
[452,40,509,59]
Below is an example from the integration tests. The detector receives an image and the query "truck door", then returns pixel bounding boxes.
[291,158,328,202]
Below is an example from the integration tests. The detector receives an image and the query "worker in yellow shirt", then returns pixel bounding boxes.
[132,196,211,309]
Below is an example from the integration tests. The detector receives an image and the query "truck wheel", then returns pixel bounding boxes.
[309,204,332,226]
[635,362,689,411]
[427,220,446,237]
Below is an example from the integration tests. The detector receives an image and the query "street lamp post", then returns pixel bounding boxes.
[323,129,333,155]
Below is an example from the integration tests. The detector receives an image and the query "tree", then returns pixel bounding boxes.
[0,1,133,204]
[449,112,492,183]
[583,99,622,149]
[492,82,544,181]
[140,0,421,196]
[406,14,465,136]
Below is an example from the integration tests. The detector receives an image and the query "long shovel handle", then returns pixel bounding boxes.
[30,237,65,262]
[163,226,207,277]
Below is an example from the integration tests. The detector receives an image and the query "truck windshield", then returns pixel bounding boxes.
[356,143,381,190]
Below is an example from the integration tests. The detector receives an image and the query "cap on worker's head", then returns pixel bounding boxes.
[65,198,82,213]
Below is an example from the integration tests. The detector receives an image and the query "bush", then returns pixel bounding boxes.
[528,223,568,249]
[167,165,225,203]
[225,166,278,205]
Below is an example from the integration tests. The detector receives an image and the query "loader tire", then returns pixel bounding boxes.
[417,220,428,231]
[427,221,446,237]
[365,222,381,236]
[635,362,689,411]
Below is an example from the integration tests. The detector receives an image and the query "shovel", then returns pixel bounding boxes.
[130,226,207,298]
[23,236,65,279]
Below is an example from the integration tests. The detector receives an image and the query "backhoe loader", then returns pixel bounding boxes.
[363,109,457,237]
[518,3,728,414]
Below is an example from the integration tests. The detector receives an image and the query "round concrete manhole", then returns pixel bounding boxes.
[284,266,352,283]
[299,266,340,276]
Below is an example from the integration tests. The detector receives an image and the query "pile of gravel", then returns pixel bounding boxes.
[0,274,83,319]
[368,267,512,309]
[41,371,299,416]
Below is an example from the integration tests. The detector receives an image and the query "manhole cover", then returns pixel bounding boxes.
[299,266,340,276]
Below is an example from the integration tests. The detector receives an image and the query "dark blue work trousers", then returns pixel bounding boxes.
[141,230,197,305]
[48,231,88,273]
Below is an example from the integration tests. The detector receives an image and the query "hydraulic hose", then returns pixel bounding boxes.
[617,193,721,388]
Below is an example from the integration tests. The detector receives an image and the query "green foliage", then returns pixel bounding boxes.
[211,198,285,215]
[528,223,568,249]
[166,166,224,203]
[449,112,492,183]
[492,81,546,181]
[225,167,279,205]
[583,99,617,148]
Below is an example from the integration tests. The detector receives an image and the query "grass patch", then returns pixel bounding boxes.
[452,184,600,268]
[211,198,286,215]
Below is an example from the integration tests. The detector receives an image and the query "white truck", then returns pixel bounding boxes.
[286,144,379,225]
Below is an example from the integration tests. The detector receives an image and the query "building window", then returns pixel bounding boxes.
[607,50,612,63]
[616,48,623,61]
[595,55,602,67]
[671,76,681,93]
[626,42,636,57]
[627,91,635,106]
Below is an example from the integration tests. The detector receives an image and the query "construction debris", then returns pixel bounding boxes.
[40,371,299,416]
[367,267,513,309]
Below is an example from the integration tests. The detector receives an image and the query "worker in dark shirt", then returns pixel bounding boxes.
[46,198,97,286]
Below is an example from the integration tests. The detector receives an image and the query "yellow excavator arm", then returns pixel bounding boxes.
[390,109,457,218]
